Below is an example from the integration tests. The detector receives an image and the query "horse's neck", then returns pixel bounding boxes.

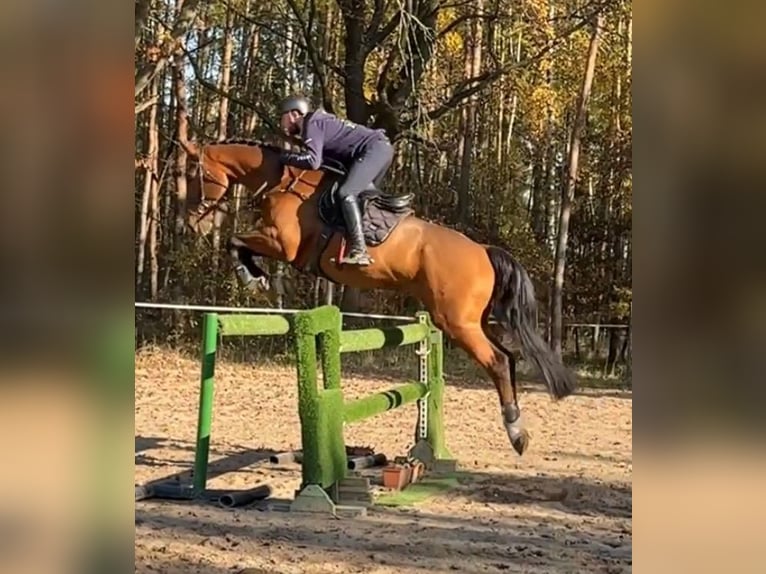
[283,166,328,195]
[211,143,329,195]
[212,144,280,190]
[230,145,265,175]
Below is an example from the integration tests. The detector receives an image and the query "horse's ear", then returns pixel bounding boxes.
[179,137,200,158]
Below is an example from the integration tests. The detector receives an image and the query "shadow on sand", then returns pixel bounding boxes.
[136,468,631,574]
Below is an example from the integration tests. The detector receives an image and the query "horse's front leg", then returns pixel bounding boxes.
[229,241,269,291]
[227,226,287,292]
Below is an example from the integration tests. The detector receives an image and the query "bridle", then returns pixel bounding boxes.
[283,167,314,201]
[191,143,322,221]
[193,148,231,220]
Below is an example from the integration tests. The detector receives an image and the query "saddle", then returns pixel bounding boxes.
[316,159,414,248]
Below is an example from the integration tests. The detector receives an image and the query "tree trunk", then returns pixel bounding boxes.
[341,1,367,123]
[307,2,331,104]
[285,20,296,94]
[606,326,626,376]
[136,158,152,293]
[591,323,600,357]
[147,75,161,299]
[314,278,334,308]
[135,0,201,98]
[531,141,546,243]
[337,0,371,310]
[574,327,581,360]
[192,26,209,132]
[456,1,484,225]
[245,28,262,133]
[336,0,399,310]
[172,54,188,238]
[496,50,505,169]
[136,76,160,295]
[550,13,604,357]
[621,303,632,363]
[503,29,522,201]
[209,11,234,298]
[341,285,362,312]
[135,0,152,49]
[218,8,234,139]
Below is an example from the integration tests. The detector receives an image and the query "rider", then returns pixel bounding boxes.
[277,95,394,267]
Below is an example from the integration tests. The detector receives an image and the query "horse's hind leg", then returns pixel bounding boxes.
[483,323,525,449]
[447,323,529,455]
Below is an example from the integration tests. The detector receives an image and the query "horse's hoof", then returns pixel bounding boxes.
[506,424,530,456]
[234,264,270,292]
[244,277,270,292]
[235,264,255,285]
[255,275,270,291]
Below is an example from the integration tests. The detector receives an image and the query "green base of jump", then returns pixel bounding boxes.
[287,441,459,517]
[410,439,454,467]
[140,305,455,517]
[290,484,369,518]
[375,472,469,507]
[294,305,453,506]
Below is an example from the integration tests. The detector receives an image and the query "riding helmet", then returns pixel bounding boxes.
[279,95,312,115]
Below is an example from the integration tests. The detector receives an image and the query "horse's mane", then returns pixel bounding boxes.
[205,137,289,155]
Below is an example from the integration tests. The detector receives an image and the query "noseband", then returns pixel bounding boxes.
[193,144,319,220]
[194,147,230,219]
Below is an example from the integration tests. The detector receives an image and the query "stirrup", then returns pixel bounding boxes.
[340,248,373,266]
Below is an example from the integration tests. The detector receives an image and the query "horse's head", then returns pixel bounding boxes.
[183,141,234,236]
[184,140,284,235]
[183,138,327,235]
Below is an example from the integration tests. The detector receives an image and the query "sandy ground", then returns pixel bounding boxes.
[135,349,632,574]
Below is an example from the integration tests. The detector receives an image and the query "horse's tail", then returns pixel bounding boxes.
[485,245,576,399]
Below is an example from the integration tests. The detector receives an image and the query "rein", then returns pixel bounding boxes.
[283,168,314,201]
[193,146,231,220]
[194,141,322,217]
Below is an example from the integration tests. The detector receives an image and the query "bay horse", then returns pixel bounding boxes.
[183,138,576,455]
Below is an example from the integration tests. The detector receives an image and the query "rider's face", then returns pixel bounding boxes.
[280,111,300,136]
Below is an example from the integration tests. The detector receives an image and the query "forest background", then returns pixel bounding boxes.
[134,0,632,377]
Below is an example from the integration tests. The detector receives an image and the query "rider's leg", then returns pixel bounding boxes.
[338,194,371,265]
[372,140,394,189]
[337,138,394,266]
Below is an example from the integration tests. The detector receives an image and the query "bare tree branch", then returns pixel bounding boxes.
[223,0,346,78]
[283,0,334,108]
[367,9,402,55]
[376,46,398,98]
[135,0,202,98]
[366,0,390,43]
[438,0,477,10]
[395,129,449,152]
[384,0,439,110]
[180,44,278,133]
[436,12,506,40]
[406,14,596,127]
[337,0,369,122]
[135,0,152,49]
[135,96,159,115]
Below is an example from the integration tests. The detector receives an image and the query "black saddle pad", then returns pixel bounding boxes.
[317,178,414,247]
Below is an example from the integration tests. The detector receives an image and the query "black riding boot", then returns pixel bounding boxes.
[340,196,373,266]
